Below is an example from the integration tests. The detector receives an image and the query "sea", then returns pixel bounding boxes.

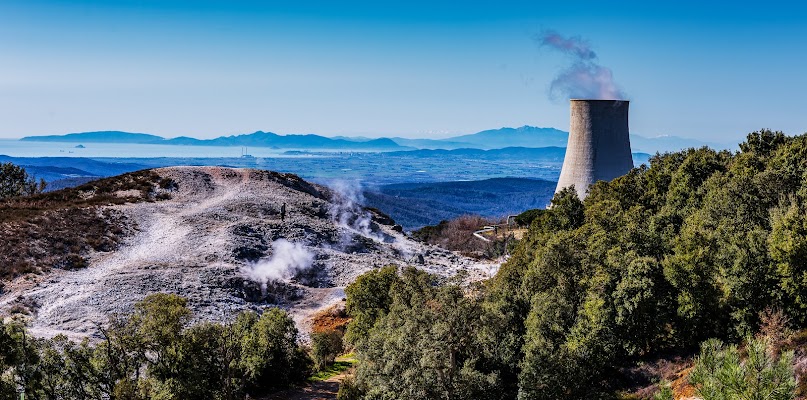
[0,139,293,158]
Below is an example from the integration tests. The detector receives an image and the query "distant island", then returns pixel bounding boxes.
[19,126,730,153]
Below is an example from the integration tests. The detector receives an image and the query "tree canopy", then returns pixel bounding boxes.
[343,129,807,399]
[0,294,311,400]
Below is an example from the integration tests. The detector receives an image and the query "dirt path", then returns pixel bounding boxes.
[264,372,348,400]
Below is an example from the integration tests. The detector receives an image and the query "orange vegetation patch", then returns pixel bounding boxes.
[311,304,351,334]
[670,365,697,399]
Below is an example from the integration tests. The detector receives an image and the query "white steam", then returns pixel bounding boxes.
[327,180,386,243]
[243,239,314,290]
[538,30,626,100]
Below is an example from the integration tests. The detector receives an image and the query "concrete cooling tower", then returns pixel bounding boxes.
[555,99,634,200]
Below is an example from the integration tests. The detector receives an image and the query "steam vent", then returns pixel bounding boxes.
[555,99,633,200]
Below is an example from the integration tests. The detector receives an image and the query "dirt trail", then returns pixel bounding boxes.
[265,371,350,400]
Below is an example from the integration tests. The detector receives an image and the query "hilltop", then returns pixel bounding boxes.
[0,167,493,339]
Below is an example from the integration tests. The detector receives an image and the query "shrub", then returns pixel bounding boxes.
[311,330,344,371]
[514,208,543,227]
[689,337,796,400]
[238,308,312,392]
[337,376,366,400]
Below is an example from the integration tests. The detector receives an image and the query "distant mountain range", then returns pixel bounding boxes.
[21,130,409,151]
[19,126,732,154]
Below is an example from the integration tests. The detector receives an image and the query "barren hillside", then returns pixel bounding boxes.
[0,166,495,339]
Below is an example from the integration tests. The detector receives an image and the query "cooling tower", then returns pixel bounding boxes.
[555,99,633,200]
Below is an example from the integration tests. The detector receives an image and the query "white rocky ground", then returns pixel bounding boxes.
[0,166,498,340]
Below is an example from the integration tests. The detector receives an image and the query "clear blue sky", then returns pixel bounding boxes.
[1,0,805,143]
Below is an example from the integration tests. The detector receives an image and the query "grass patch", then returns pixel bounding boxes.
[308,355,356,382]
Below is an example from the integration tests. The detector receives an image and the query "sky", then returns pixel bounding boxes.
[1,1,806,143]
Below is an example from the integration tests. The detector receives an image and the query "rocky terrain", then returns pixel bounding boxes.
[0,166,497,340]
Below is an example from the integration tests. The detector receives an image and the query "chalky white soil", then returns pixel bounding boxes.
[0,167,497,340]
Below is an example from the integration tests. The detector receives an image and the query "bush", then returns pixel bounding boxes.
[689,337,796,400]
[514,208,543,227]
[311,330,344,371]
[344,265,399,347]
[337,376,366,400]
[652,381,674,400]
[239,308,312,392]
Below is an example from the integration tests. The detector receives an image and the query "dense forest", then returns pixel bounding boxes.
[339,129,807,399]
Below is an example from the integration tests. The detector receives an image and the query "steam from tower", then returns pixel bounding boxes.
[538,30,626,100]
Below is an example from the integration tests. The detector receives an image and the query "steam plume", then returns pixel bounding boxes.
[243,239,314,290]
[538,30,626,100]
[327,180,387,243]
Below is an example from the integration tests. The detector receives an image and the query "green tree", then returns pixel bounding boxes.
[769,200,807,323]
[311,330,344,371]
[740,129,787,156]
[239,308,311,392]
[343,265,400,347]
[148,323,229,400]
[350,267,501,400]
[0,295,315,400]
[0,162,45,199]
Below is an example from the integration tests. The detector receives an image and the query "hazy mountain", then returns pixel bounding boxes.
[162,131,409,150]
[0,155,147,177]
[18,127,732,154]
[20,131,164,143]
[440,125,730,154]
[330,136,376,142]
[390,137,477,150]
[20,131,411,151]
[445,126,569,149]
[16,166,98,182]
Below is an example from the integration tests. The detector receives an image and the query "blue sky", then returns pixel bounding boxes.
[1,1,805,143]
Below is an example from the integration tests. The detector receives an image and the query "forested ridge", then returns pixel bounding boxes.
[340,129,807,399]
